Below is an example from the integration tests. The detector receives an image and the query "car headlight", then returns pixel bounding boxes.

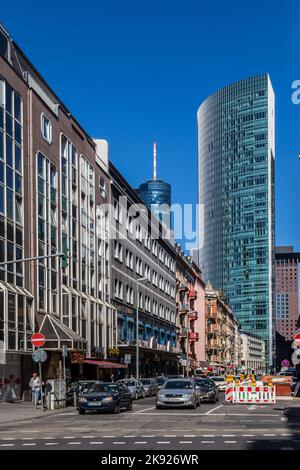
[102,396,113,403]
[79,397,87,403]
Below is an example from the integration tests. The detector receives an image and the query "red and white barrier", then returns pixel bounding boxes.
[225,383,276,404]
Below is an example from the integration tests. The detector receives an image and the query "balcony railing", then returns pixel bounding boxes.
[189,332,199,342]
[179,303,189,314]
[188,311,198,321]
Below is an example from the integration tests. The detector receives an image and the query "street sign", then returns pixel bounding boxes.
[293,333,300,348]
[281,359,290,368]
[31,333,46,348]
[292,349,300,366]
[32,349,47,363]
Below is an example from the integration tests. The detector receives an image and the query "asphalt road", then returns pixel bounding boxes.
[0,393,299,450]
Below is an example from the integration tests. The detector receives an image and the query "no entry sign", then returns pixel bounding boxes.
[31,333,46,348]
[294,333,300,348]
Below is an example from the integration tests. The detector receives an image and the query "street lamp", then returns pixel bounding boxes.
[136,277,148,380]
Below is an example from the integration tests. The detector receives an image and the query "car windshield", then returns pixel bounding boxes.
[164,381,193,390]
[85,383,114,394]
[195,379,214,388]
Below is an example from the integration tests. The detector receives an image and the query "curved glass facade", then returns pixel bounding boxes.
[137,179,172,229]
[198,74,275,368]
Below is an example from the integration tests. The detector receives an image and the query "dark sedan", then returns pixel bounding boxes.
[78,381,133,414]
[193,378,219,403]
[140,379,158,397]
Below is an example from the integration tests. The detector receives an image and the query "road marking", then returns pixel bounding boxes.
[0,444,15,447]
[1,438,15,441]
[205,404,224,415]
[246,440,256,443]
[157,441,171,444]
[113,442,125,445]
[201,441,215,444]
[184,435,196,437]
[243,434,255,437]
[45,443,60,446]
[63,436,75,439]
[22,443,36,446]
[82,436,96,438]
[224,441,237,444]
[42,437,56,440]
[124,435,135,438]
[134,441,148,444]
[179,441,193,444]
[164,435,177,438]
[141,435,155,438]
[134,406,156,414]
[21,437,34,440]
[222,434,236,437]
[281,433,293,436]
[263,434,276,437]
[203,435,215,437]
[89,442,103,445]
[68,442,82,445]
[102,435,115,438]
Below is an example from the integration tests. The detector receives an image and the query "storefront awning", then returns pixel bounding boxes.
[84,360,128,369]
[39,314,87,351]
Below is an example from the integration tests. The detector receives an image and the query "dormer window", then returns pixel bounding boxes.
[41,113,52,143]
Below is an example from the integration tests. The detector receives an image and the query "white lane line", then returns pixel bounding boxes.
[281,434,293,437]
[134,406,156,414]
[184,435,196,438]
[20,430,39,433]
[113,442,125,445]
[82,436,96,438]
[42,437,56,440]
[89,442,103,445]
[201,441,215,444]
[205,404,224,415]
[263,434,276,437]
[243,434,255,437]
[222,434,236,437]
[124,435,135,438]
[134,441,148,444]
[224,441,237,444]
[0,444,15,447]
[22,443,36,446]
[45,443,60,446]
[21,438,34,440]
[203,435,215,438]
[102,435,115,438]
[157,441,171,444]
[68,442,82,445]
[1,438,15,441]
[179,441,193,444]
[63,436,75,439]
[246,441,256,444]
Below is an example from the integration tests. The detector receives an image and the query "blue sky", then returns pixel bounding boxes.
[1,0,300,251]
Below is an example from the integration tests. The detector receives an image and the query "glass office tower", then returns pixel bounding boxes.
[198,74,275,369]
[137,179,171,228]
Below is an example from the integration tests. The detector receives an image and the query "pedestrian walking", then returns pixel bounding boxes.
[29,373,42,408]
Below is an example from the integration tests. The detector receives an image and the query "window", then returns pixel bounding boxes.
[41,113,52,143]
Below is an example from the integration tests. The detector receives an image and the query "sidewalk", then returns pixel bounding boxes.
[0,401,74,425]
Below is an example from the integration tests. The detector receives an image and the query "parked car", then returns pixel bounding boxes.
[118,379,145,399]
[156,379,201,409]
[140,378,158,397]
[78,381,133,414]
[193,378,219,403]
[167,375,184,379]
[210,376,226,391]
[155,377,167,390]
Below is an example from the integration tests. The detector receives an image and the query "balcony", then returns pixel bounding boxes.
[188,290,197,300]
[178,303,189,314]
[188,311,198,321]
[179,327,189,338]
[189,332,199,342]
[178,283,189,293]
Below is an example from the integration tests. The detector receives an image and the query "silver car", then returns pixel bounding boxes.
[156,379,201,409]
[118,379,145,400]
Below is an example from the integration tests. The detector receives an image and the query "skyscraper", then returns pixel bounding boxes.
[136,143,172,230]
[198,74,275,368]
[275,246,300,341]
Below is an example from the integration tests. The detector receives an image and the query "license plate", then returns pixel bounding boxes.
[168,398,182,402]
[88,401,102,406]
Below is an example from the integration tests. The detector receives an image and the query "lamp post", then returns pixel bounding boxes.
[136,277,148,380]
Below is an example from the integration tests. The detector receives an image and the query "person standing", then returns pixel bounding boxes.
[29,373,42,408]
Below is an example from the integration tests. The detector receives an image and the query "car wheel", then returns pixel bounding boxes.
[79,409,85,415]
[113,404,120,414]
[127,401,133,411]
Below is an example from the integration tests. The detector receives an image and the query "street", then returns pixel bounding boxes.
[0,394,299,450]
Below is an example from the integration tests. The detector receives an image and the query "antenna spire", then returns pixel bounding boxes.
[153,142,157,180]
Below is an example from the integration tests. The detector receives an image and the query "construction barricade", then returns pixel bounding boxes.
[225,383,276,404]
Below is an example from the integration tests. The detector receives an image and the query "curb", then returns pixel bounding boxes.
[0,408,75,426]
